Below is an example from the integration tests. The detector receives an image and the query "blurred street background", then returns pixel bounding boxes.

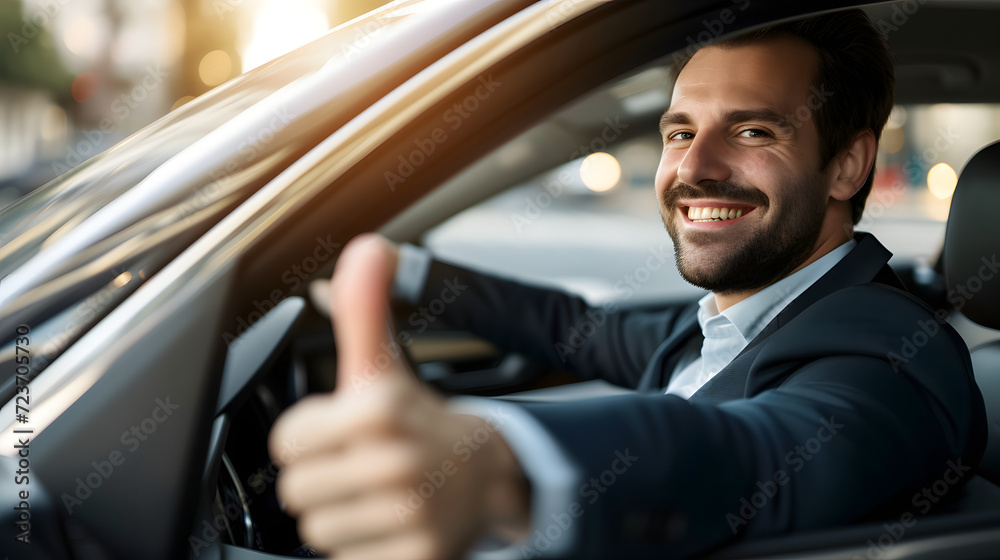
[0,0,389,207]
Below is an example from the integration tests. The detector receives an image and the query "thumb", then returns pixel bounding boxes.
[329,233,407,393]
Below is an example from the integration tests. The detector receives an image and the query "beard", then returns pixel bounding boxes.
[660,173,828,295]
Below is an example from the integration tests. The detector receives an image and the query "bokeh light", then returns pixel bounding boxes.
[62,14,107,61]
[927,162,958,200]
[71,72,99,103]
[113,271,133,288]
[580,152,621,192]
[881,127,904,154]
[170,95,196,111]
[886,105,908,129]
[198,50,233,87]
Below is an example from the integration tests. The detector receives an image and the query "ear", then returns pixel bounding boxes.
[828,129,877,202]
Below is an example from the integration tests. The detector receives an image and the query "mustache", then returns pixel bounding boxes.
[662,181,769,209]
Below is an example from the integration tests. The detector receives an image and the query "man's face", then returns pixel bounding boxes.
[655,37,833,295]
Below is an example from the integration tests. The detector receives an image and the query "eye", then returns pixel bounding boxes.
[667,131,694,142]
[738,128,771,139]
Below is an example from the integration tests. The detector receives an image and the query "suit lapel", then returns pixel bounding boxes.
[689,233,896,403]
[636,302,702,392]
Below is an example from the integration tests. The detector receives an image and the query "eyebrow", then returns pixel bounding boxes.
[659,109,796,134]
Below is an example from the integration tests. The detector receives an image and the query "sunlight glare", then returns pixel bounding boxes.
[241,0,330,72]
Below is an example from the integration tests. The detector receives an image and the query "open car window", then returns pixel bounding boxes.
[421,95,1000,307]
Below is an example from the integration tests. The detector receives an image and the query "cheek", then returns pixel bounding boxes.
[737,152,788,198]
[654,151,677,198]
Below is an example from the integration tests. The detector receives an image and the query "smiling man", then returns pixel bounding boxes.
[659,33,867,309]
[269,9,987,560]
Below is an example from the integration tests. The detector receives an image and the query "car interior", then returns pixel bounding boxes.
[2,1,999,559]
[204,2,1000,558]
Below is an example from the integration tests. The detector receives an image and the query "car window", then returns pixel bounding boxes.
[864,104,1000,265]
[423,84,1000,306]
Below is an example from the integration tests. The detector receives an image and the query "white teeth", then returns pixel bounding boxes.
[686,206,748,222]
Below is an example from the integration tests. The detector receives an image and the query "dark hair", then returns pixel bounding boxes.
[670,9,895,225]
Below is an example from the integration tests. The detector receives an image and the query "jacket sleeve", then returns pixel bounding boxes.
[509,285,987,558]
[412,257,691,389]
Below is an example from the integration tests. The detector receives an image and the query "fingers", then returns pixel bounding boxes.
[329,233,406,392]
[308,278,331,319]
[295,491,417,552]
[269,233,481,559]
[305,527,443,560]
[277,441,423,514]
[267,384,417,467]
[269,234,416,465]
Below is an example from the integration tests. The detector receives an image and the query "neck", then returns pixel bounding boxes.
[714,212,853,312]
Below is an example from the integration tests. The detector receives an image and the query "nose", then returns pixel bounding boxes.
[676,133,732,187]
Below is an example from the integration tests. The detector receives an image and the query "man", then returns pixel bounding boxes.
[268,9,987,560]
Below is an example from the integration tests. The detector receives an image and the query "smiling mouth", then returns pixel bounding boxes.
[682,204,756,223]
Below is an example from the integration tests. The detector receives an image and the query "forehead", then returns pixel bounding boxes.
[669,36,818,115]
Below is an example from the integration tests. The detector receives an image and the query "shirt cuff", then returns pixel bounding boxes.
[393,243,433,305]
[449,396,582,560]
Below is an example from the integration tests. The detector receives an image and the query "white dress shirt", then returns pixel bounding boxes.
[664,238,857,398]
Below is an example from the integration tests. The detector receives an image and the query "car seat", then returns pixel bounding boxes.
[943,139,1000,482]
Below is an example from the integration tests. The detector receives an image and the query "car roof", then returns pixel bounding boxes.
[866,1,1000,104]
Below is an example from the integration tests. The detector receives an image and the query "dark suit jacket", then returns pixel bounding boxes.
[415,232,988,558]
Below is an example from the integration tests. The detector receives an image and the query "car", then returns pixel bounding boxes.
[1,0,999,558]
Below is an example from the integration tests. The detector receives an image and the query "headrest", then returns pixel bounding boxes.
[944,140,1000,330]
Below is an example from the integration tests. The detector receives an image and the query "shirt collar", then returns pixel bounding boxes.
[695,238,858,344]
